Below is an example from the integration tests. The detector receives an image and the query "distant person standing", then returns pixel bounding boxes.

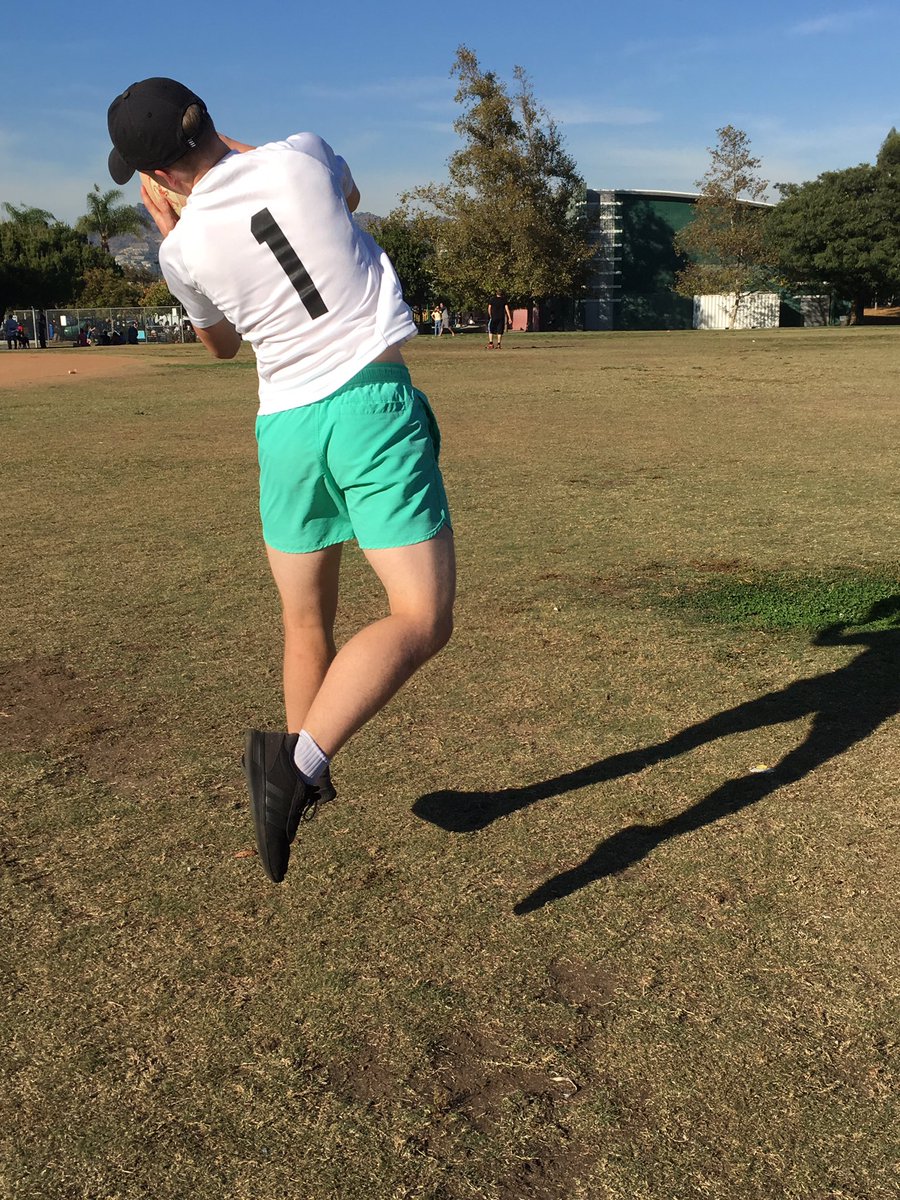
[431,304,442,336]
[487,292,512,349]
[127,322,139,345]
[38,310,47,349]
[5,314,18,350]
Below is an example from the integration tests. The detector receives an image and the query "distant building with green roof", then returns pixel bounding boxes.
[576,188,825,331]
[581,189,700,331]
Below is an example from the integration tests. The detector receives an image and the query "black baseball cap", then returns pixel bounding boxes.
[107,77,211,184]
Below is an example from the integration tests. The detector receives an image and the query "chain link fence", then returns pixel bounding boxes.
[2,305,193,348]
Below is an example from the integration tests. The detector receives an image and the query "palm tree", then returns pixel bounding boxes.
[76,184,148,254]
[2,202,57,226]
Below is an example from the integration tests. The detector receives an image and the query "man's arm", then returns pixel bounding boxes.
[195,318,242,360]
[217,133,256,153]
[141,183,241,361]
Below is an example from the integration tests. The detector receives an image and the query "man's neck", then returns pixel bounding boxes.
[189,137,232,189]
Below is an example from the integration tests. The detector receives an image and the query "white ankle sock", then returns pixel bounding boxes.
[293,730,329,784]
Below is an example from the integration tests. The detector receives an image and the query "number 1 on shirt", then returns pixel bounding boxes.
[251,208,328,320]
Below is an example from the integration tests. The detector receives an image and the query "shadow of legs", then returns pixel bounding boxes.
[412,747,662,833]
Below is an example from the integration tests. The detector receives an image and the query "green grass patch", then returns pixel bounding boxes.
[668,570,900,631]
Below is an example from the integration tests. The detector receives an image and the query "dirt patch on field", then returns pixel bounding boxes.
[0,652,154,792]
[0,346,161,388]
[0,654,93,750]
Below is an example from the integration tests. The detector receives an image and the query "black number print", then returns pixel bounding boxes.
[250,208,328,320]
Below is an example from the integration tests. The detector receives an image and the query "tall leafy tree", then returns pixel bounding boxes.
[0,207,109,313]
[76,184,148,254]
[766,132,900,324]
[402,46,591,309]
[674,125,773,329]
[367,211,437,318]
[77,266,145,307]
[141,278,180,309]
[767,167,880,324]
[871,128,900,304]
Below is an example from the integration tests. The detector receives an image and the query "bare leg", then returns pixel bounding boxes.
[266,541,343,732]
[266,526,455,757]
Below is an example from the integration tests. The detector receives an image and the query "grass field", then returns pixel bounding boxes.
[1,328,898,1200]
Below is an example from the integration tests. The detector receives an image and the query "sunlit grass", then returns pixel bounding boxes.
[1,328,898,1200]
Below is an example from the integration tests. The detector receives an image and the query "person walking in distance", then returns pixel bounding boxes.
[107,77,455,884]
[487,292,512,349]
[440,303,455,338]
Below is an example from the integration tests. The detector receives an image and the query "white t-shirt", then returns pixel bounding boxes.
[159,133,417,414]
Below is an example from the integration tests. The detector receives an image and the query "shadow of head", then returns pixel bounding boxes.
[814,594,900,646]
[859,596,900,626]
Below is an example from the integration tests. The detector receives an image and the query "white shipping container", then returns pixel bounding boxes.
[798,295,829,326]
[694,293,780,330]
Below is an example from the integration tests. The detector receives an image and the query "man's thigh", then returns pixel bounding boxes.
[363,525,456,620]
[265,541,343,629]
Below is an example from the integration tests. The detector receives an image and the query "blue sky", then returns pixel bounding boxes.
[1,1,896,224]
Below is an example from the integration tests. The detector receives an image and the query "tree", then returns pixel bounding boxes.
[871,128,900,305]
[674,125,773,329]
[402,46,591,310]
[765,132,900,325]
[140,278,180,309]
[2,202,58,227]
[77,265,145,307]
[0,207,109,313]
[367,211,437,318]
[75,184,148,254]
[766,167,881,324]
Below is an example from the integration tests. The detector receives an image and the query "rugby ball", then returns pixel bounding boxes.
[140,172,187,216]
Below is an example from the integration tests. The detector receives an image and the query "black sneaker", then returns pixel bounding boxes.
[243,730,316,883]
[310,765,337,806]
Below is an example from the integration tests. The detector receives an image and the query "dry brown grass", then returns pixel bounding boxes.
[1,328,898,1199]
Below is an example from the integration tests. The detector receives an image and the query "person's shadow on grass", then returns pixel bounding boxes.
[413,598,900,914]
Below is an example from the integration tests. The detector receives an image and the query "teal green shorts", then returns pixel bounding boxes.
[255,363,451,553]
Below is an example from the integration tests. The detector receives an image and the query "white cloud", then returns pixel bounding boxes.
[789,8,876,35]
[570,139,708,192]
[299,76,452,104]
[620,35,724,59]
[552,102,660,127]
[728,113,894,183]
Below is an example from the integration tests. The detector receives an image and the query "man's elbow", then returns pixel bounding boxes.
[197,322,242,359]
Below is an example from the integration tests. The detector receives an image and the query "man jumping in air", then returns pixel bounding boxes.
[107,78,454,883]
